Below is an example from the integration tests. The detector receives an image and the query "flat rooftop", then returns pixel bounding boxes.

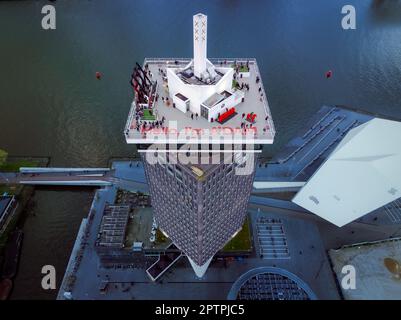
[96,204,130,248]
[329,237,401,300]
[203,91,231,109]
[124,58,275,145]
[176,64,224,85]
[175,93,188,102]
[58,197,339,299]
[159,152,241,181]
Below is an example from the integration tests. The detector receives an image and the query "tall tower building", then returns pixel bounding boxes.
[193,13,207,78]
[143,153,257,276]
[125,13,275,277]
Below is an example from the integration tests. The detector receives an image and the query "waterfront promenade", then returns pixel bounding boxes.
[58,205,340,300]
[0,163,147,191]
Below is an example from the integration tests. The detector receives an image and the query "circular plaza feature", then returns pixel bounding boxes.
[227,267,317,300]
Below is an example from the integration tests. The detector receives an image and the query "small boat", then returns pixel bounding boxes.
[326,70,333,78]
[0,279,13,300]
[96,71,102,79]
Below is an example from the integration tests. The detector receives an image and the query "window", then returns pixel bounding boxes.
[201,105,209,120]
[167,165,174,176]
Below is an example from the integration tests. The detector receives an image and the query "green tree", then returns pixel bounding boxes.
[0,149,7,166]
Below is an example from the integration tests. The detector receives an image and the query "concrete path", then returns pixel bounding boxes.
[0,169,113,186]
[0,163,147,190]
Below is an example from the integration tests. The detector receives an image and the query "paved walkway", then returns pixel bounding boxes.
[58,204,340,300]
[0,163,147,191]
[0,169,113,186]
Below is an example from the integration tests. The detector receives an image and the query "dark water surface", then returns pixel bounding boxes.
[1,0,401,299]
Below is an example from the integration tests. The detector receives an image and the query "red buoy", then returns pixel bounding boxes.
[326,70,332,78]
[96,72,102,80]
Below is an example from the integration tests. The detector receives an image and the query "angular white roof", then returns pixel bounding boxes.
[292,118,401,227]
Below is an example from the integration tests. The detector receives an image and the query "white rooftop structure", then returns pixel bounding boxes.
[293,118,401,227]
[124,13,275,145]
[193,13,207,78]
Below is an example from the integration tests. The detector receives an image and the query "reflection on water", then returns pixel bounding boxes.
[370,0,401,24]
[10,188,94,300]
[0,0,401,299]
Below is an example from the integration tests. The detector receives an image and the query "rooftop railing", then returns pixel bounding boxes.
[125,58,276,141]
[124,101,137,135]
[252,60,276,138]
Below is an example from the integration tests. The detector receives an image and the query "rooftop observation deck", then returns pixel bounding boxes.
[124,58,275,145]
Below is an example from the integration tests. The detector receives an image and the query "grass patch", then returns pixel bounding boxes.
[0,160,38,172]
[123,216,135,248]
[232,79,239,89]
[231,64,249,73]
[155,229,167,245]
[141,109,156,121]
[0,184,22,196]
[0,185,33,251]
[223,217,252,252]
